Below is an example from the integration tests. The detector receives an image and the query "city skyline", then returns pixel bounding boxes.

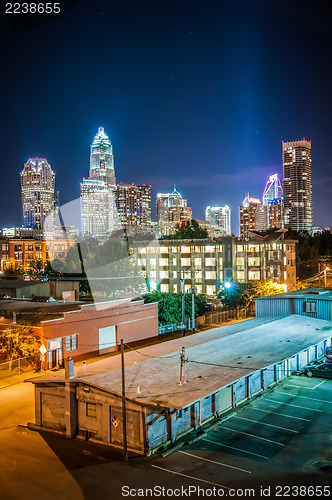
[1,0,331,234]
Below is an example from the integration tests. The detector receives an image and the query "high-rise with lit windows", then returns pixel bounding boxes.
[89,127,116,189]
[239,194,267,239]
[80,179,112,240]
[21,158,55,231]
[282,139,312,232]
[205,206,231,236]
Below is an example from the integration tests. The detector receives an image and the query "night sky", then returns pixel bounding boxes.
[0,0,331,235]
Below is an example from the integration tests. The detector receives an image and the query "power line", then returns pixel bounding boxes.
[124,342,180,359]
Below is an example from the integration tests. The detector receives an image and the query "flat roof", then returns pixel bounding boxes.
[29,315,332,409]
[0,299,83,324]
[255,287,332,301]
[0,280,43,289]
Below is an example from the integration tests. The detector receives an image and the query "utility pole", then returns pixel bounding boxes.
[121,339,128,461]
[318,261,321,288]
[191,268,195,334]
[181,276,185,337]
[179,347,186,385]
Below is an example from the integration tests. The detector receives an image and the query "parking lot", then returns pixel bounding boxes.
[3,375,332,499]
[66,375,332,499]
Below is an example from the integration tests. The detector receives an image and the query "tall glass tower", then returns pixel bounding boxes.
[282,139,312,232]
[21,157,55,230]
[262,174,283,206]
[89,126,116,189]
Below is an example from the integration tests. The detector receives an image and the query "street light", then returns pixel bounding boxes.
[324,267,330,287]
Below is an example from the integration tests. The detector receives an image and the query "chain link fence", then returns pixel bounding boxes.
[0,353,40,380]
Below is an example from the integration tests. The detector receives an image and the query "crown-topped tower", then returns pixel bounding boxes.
[89,126,116,189]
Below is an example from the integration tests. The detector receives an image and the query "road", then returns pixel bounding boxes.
[0,383,85,500]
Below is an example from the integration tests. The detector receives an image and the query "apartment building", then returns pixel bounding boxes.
[131,232,297,294]
[0,238,75,271]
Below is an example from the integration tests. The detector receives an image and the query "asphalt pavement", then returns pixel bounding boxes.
[1,376,332,500]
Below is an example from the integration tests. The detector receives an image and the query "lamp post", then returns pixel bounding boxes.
[324,267,330,287]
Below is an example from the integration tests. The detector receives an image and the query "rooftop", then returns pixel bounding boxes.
[255,287,332,302]
[0,299,83,325]
[29,315,332,409]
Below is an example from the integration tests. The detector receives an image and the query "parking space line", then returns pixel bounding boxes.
[178,450,251,474]
[275,391,332,404]
[151,464,230,489]
[264,398,322,412]
[253,407,310,422]
[312,381,325,390]
[202,438,269,460]
[235,416,298,433]
[219,425,285,446]
[284,380,325,390]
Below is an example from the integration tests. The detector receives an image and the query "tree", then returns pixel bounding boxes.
[218,280,285,310]
[3,264,24,279]
[0,325,40,364]
[161,219,208,240]
[143,291,208,325]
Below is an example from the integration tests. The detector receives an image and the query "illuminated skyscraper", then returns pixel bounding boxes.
[205,206,231,236]
[115,183,143,227]
[80,179,112,240]
[239,194,267,239]
[137,185,152,225]
[21,158,55,230]
[282,139,312,232]
[262,174,283,206]
[262,174,284,229]
[156,188,192,224]
[89,127,116,189]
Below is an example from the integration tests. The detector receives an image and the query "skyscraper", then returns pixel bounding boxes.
[262,174,284,229]
[80,179,112,240]
[21,157,55,231]
[262,174,283,206]
[137,185,152,225]
[89,127,116,189]
[239,194,267,239]
[156,188,192,224]
[80,127,117,239]
[205,206,231,236]
[115,183,143,227]
[282,139,313,232]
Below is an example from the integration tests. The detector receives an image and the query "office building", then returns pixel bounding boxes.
[282,139,313,232]
[137,185,152,225]
[21,158,55,231]
[262,174,283,206]
[205,206,231,236]
[262,174,284,229]
[268,198,284,229]
[80,179,112,240]
[89,127,116,189]
[115,183,143,227]
[156,188,192,223]
[239,194,267,239]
